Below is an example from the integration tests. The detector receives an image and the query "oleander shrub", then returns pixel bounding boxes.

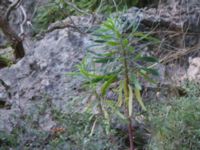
[71,16,159,149]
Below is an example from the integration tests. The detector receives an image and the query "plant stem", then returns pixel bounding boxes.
[121,41,134,150]
[127,116,134,150]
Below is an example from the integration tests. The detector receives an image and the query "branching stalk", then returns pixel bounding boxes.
[121,39,134,150]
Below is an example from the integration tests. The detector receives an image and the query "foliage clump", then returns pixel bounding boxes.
[0,55,12,68]
[147,82,200,150]
[33,0,140,33]
[33,0,69,33]
[72,16,159,149]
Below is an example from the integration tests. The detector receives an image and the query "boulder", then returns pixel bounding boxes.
[187,57,200,82]
[0,15,92,131]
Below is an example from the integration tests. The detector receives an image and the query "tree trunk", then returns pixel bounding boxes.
[0,16,25,59]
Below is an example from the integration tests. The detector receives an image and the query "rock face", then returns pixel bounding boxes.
[187,57,200,82]
[141,0,200,32]
[0,16,92,131]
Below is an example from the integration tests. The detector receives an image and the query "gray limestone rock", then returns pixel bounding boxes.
[0,16,91,131]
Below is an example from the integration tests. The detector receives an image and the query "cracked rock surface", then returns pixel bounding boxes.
[0,20,91,131]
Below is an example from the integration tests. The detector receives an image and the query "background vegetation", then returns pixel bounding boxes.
[1,82,200,150]
[1,0,200,150]
[147,83,200,150]
[32,0,154,33]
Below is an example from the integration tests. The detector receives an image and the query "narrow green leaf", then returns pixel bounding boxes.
[103,107,109,120]
[124,80,129,104]
[138,69,156,84]
[103,22,114,30]
[128,46,135,52]
[136,56,158,63]
[89,119,97,136]
[128,85,133,117]
[66,72,81,76]
[139,69,147,75]
[134,53,141,60]
[102,51,116,57]
[100,35,113,40]
[104,100,116,107]
[78,62,116,81]
[133,32,160,43]
[104,99,126,120]
[123,39,129,46]
[88,50,116,57]
[143,68,159,76]
[93,39,107,43]
[101,76,117,96]
[131,74,142,90]
[94,57,114,63]
[115,30,121,38]
[102,105,110,135]
[117,81,123,107]
[93,28,110,35]
[86,77,105,84]
[116,111,126,120]
[134,88,147,111]
[141,75,156,84]
[107,41,119,46]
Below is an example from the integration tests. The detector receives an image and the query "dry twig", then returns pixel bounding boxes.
[5,0,22,21]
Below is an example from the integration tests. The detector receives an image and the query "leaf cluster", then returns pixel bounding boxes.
[33,0,68,33]
[33,0,140,33]
[73,17,159,139]
[0,55,12,67]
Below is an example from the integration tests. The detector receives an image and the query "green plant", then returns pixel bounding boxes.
[0,55,12,68]
[33,0,140,34]
[74,0,139,14]
[73,17,159,149]
[147,82,200,150]
[33,0,68,33]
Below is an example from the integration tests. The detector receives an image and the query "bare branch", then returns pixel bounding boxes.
[0,0,25,60]
[5,0,23,21]
[0,16,25,59]
[19,5,27,36]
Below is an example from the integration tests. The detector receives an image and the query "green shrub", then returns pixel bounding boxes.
[71,16,159,149]
[32,0,140,34]
[32,0,68,33]
[0,55,12,68]
[147,83,200,150]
